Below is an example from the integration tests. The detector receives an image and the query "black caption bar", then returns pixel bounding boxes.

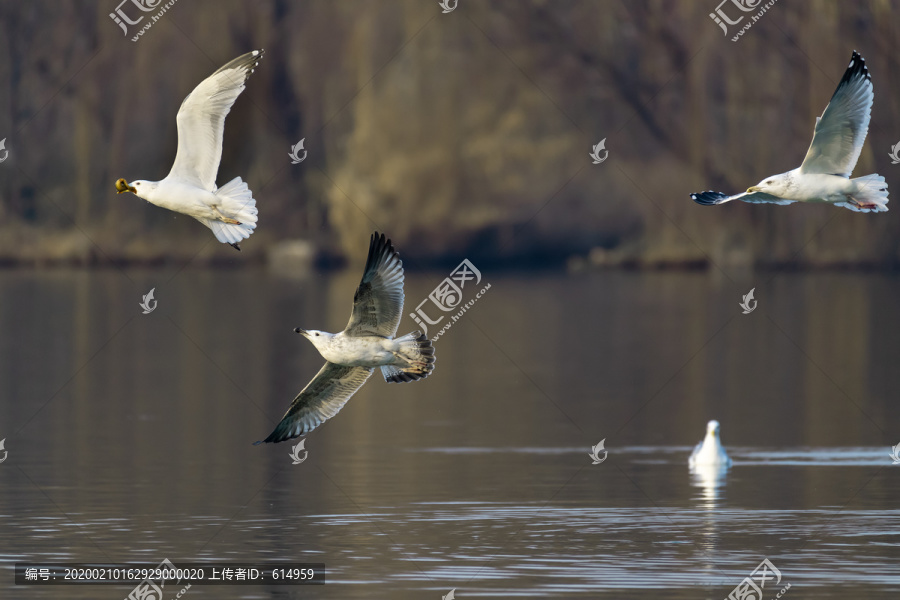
[15,563,325,585]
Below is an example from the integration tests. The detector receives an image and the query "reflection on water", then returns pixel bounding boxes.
[690,462,730,507]
[690,458,730,574]
[1,269,900,599]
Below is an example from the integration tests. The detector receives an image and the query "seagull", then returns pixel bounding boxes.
[692,51,888,213]
[115,50,264,250]
[688,420,732,467]
[255,232,436,444]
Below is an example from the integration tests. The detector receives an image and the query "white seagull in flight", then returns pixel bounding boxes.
[255,232,436,444]
[115,50,264,250]
[692,51,888,213]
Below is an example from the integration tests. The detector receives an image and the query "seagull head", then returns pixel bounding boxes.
[706,420,721,438]
[747,172,791,196]
[116,179,157,198]
[294,328,332,348]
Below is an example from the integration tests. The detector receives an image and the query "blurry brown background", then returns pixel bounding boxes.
[1,0,899,268]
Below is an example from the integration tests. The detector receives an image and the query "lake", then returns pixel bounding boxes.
[1,268,899,599]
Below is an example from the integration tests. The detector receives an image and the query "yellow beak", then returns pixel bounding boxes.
[747,186,760,193]
[115,178,136,194]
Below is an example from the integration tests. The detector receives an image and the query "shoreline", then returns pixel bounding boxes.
[0,255,896,272]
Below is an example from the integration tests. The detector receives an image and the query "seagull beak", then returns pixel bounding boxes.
[294,328,306,335]
[115,179,136,194]
[747,186,760,193]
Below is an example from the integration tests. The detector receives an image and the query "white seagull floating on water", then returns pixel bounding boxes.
[692,51,888,213]
[689,420,732,467]
[256,232,436,444]
[115,50,264,250]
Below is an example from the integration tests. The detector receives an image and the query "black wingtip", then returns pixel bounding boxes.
[255,433,278,445]
[230,242,241,251]
[255,424,298,445]
[361,231,398,283]
[839,50,870,89]
[690,191,727,206]
[370,231,392,254]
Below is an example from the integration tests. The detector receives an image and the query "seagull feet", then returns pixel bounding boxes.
[407,360,430,374]
[211,207,243,225]
[849,197,880,211]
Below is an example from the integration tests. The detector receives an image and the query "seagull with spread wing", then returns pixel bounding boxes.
[255,232,436,444]
[692,51,888,213]
[115,50,264,250]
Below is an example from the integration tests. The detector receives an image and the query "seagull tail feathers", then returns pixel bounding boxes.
[382,331,435,383]
[201,177,259,245]
[837,174,889,213]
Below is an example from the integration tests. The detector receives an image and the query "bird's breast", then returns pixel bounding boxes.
[150,180,218,216]
[319,336,393,367]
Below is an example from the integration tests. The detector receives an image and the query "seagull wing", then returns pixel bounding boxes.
[688,441,703,465]
[691,190,794,206]
[800,51,873,177]
[255,362,373,444]
[167,50,264,191]
[344,232,405,337]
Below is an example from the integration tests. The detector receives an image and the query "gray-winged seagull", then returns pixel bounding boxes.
[255,232,436,444]
[692,51,888,213]
[115,50,264,250]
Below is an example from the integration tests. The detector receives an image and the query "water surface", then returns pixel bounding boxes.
[1,268,899,599]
